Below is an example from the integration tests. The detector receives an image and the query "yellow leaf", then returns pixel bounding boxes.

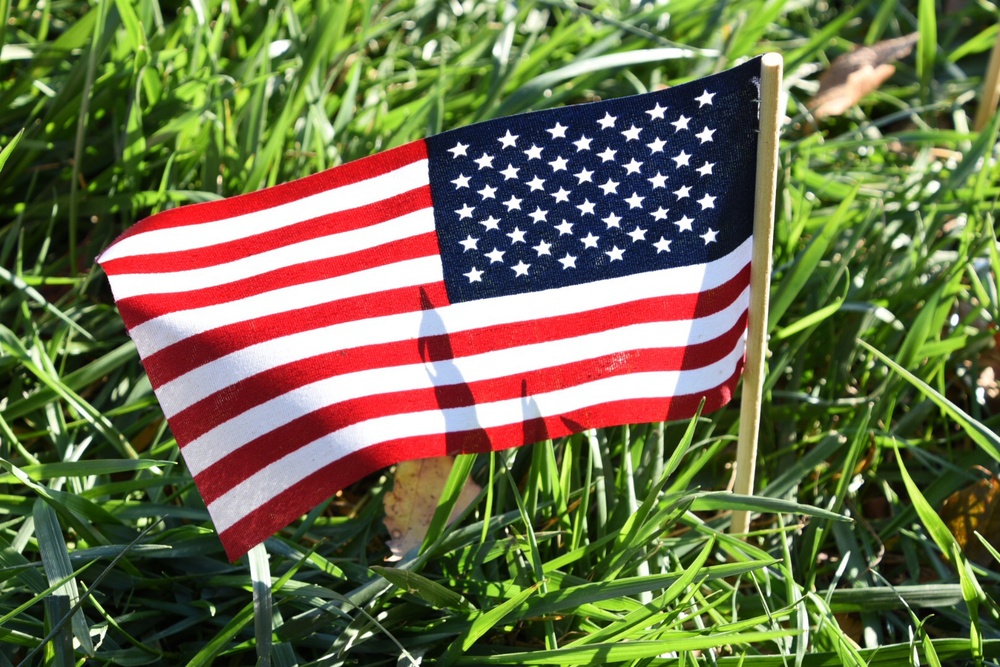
[383,457,481,561]
[939,472,1000,568]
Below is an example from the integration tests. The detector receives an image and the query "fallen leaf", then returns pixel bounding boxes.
[939,471,1000,567]
[979,331,1000,411]
[834,613,865,647]
[383,457,481,561]
[808,33,919,119]
[954,300,1000,412]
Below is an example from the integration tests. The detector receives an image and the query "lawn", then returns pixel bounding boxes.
[1,0,999,664]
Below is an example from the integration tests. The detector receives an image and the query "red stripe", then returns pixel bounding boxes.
[141,281,451,388]
[191,314,746,505]
[167,264,751,441]
[215,361,743,561]
[102,187,433,276]
[106,141,428,245]
[117,232,441,329]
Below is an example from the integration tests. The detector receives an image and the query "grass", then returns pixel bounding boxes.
[1,0,999,664]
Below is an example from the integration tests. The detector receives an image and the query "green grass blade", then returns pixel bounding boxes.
[893,443,983,661]
[456,631,796,664]
[496,48,696,117]
[861,339,1000,462]
[370,565,477,613]
[688,492,851,523]
[248,543,274,667]
[33,498,94,657]
[441,583,541,664]
[422,453,478,554]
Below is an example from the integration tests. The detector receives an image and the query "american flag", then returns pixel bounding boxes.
[99,58,762,560]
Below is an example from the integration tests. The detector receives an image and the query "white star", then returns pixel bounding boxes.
[547,122,568,139]
[597,112,617,129]
[698,193,716,210]
[500,164,520,180]
[624,192,645,209]
[675,215,694,232]
[605,246,625,261]
[452,173,471,189]
[503,195,522,211]
[524,144,544,160]
[623,158,643,174]
[646,103,667,120]
[448,142,469,158]
[695,90,715,107]
[479,215,500,231]
[581,232,600,249]
[696,127,716,144]
[621,124,642,141]
[697,162,714,177]
[671,115,690,132]
[485,248,505,263]
[577,199,596,215]
[654,237,672,253]
[511,260,531,277]
[478,184,497,199]
[701,228,719,244]
[647,137,667,153]
[555,220,574,235]
[648,172,668,188]
[574,168,593,184]
[474,153,495,169]
[457,203,475,219]
[674,185,691,199]
[464,266,484,282]
[599,178,619,196]
[498,130,519,148]
[603,212,622,228]
[459,235,479,251]
[507,227,527,244]
[651,206,669,221]
[550,156,569,172]
[533,239,552,256]
[552,187,571,203]
[528,207,548,224]
[627,227,647,242]
[526,175,546,191]
[573,135,593,151]
[597,147,617,162]
[672,151,691,167]
[558,253,577,269]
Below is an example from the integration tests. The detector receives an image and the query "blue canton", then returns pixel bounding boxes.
[426,58,761,303]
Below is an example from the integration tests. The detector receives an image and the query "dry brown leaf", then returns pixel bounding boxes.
[383,456,481,561]
[955,301,1000,411]
[939,471,1000,568]
[809,33,919,119]
[834,613,865,647]
[979,332,1000,411]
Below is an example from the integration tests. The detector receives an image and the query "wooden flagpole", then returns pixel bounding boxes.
[730,53,782,536]
[973,30,1000,132]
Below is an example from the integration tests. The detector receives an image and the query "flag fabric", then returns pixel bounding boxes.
[99,58,763,560]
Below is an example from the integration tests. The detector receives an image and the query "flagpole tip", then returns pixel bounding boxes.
[760,52,783,69]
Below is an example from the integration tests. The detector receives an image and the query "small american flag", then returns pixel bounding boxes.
[100,58,762,560]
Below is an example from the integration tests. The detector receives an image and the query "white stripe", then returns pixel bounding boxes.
[206,336,746,533]
[130,255,444,358]
[155,237,752,417]
[99,160,430,262]
[181,287,749,476]
[108,209,435,300]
